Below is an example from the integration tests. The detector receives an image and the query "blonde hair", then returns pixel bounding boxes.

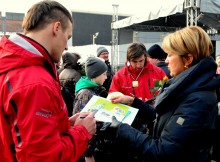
[162,26,213,66]
[216,55,220,64]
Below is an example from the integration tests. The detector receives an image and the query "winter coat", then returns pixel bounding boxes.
[73,76,107,114]
[0,34,91,162]
[211,80,220,161]
[59,53,82,116]
[109,60,166,102]
[59,55,82,95]
[116,57,220,162]
[102,60,114,92]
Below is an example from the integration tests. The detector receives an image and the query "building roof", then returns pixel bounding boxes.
[0,19,23,33]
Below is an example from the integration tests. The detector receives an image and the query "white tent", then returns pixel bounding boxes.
[200,0,220,14]
[66,44,111,63]
[112,0,184,29]
[111,0,220,32]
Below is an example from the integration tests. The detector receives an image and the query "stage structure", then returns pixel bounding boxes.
[111,4,119,72]
[111,0,220,70]
[184,0,200,26]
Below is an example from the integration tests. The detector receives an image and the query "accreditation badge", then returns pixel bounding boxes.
[132,81,138,87]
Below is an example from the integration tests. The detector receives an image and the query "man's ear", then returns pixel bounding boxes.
[53,21,61,36]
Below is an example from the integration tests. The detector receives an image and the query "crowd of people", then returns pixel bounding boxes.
[0,1,220,162]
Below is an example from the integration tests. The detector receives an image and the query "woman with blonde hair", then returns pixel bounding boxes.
[103,26,220,162]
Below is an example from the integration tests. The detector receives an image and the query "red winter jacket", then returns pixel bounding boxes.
[0,34,91,162]
[109,61,166,101]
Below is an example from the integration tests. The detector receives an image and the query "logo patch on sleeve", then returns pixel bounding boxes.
[176,117,184,125]
[36,108,52,118]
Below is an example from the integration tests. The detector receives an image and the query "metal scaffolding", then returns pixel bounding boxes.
[184,0,219,37]
[111,4,119,73]
[184,0,200,26]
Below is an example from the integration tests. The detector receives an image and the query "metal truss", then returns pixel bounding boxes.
[123,25,180,32]
[111,4,119,72]
[184,0,200,26]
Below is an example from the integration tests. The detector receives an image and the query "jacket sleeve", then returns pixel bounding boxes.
[9,83,91,162]
[116,91,217,161]
[73,89,94,114]
[132,97,156,123]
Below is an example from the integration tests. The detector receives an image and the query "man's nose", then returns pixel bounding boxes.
[136,63,142,68]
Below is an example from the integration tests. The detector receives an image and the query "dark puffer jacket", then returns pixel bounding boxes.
[59,52,82,116]
[115,56,220,162]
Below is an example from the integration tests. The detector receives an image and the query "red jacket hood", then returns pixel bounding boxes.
[0,35,50,75]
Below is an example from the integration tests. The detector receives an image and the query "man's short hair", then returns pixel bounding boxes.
[22,0,73,33]
[127,43,147,61]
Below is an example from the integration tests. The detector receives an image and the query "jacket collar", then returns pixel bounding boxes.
[155,56,220,113]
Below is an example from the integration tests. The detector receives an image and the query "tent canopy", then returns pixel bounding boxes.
[112,0,184,30]
[112,0,220,33]
[200,0,220,31]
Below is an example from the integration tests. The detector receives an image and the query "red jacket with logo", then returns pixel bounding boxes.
[109,61,166,101]
[0,34,91,162]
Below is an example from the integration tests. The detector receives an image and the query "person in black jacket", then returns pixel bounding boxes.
[212,84,220,162]
[97,47,114,92]
[104,26,220,162]
[59,52,82,116]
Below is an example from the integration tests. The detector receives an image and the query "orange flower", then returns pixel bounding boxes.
[150,76,169,97]
[163,76,169,81]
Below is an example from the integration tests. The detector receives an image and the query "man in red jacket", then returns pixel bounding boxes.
[0,1,96,162]
[109,43,166,102]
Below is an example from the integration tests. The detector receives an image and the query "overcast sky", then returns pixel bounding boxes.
[0,0,166,16]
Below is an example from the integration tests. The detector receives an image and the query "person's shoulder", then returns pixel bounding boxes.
[156,61,167,67]
[116,66,128,74]
[152,63,165,72]
[75,88,95,100]
[60,68,81,78]
[145,62,163,72]
[180,91,217,116]
[11,66,58,98]
[77,88,94,95]
[22,66,54,84]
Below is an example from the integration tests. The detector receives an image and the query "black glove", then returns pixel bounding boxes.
[84,121,106,157]
[99,116,121,140]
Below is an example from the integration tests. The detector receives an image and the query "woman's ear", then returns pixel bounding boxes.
[185,54,193,67]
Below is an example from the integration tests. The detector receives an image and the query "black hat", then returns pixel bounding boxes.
[147,44,167,60]
[97,47,109,57]
[85,57,108,79]
[62,52,80,68]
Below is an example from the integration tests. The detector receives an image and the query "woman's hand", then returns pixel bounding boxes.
[110,95,134,106]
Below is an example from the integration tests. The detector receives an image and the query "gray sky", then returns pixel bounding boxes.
[0,0,162,16]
